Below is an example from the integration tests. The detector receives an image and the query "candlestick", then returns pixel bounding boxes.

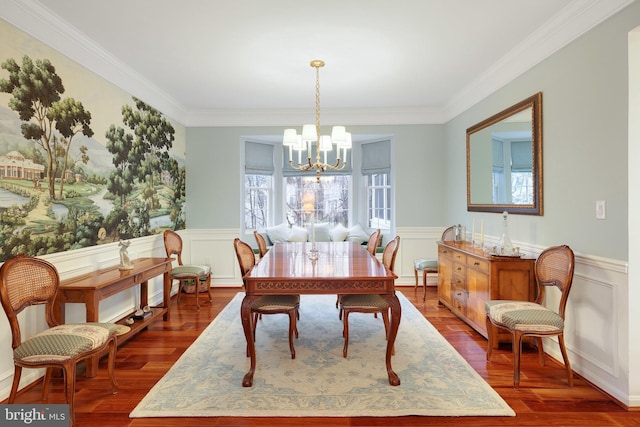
[472,218,475,245]
[480,219,484,247]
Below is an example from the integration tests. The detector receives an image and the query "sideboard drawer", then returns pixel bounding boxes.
[467,256,489,273]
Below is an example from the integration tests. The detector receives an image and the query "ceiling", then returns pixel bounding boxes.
[1,0,634,126]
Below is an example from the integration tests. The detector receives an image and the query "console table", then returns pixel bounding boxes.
[53,257,172,377]
[437,241,535,341]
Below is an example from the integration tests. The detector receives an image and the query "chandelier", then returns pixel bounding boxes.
[283,60,351,182]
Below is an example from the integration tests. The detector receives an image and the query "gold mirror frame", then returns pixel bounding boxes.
[466,92,543,215]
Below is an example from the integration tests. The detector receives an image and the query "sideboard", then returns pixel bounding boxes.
[437,241,536,340]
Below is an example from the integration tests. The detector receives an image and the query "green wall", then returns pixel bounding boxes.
[185,124,445,229]
[442,2,638,261]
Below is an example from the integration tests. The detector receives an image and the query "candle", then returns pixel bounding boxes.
[480,219,484,246]
[472,218,475,244]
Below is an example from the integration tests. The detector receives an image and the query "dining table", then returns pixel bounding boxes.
[241,240,401,387]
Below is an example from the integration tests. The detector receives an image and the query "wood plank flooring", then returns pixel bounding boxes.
[6,286,640,426]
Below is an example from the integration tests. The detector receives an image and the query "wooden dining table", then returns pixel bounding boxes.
[241,241,401,387]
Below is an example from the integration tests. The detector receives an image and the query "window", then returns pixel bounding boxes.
[244,141,274,231]
[492,138,533,204]
[284,175,350,228]
[242,137,394,236]
[362,140,391,232]
[245,174,271,230]
[366,173,391,230]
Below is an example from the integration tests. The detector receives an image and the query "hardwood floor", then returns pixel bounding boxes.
[7,286,640,426]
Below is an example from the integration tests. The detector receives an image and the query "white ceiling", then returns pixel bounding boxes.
[1,0,634,126]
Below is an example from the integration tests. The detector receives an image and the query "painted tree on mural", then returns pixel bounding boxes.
[104,97,183,238]
[105,124,134,206]
[0,55,93,200]
[123,97,174,210]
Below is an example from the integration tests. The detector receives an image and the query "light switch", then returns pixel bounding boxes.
[596,200,606,219]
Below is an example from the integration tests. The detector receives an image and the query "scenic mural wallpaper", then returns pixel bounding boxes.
[0,20,187,262]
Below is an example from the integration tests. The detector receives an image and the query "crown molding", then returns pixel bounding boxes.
[1,0,634,127]
[180,106,446,127]
[442,0,635,122]
[1,0,188,122]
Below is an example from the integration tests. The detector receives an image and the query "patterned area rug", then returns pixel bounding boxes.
[130,292,514,418]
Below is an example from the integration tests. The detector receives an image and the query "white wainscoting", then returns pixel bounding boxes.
[0,228,631,407]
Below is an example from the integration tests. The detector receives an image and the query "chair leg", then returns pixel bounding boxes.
[176,280,182,304]
[414,267,419,288]
[342,310,350,358]
[288,311,296,359]
[42,367,53,401]
[62,361,77,427]
[422,270,428,301]
[557,334,574,386]
[513,331,524,389]
[485,315,495,361]
[205,274,213,302]
[107,337,118,394]
[9,366,22,403]
[536,337,545,366]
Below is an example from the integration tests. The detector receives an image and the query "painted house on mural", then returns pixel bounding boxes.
[0,151,44,181]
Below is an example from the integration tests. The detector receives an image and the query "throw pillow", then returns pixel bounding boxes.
[311,223,331,242]
[288,225,309,242]
[265,222,290,243]
[330,224,349,242]
[347,224,370,244]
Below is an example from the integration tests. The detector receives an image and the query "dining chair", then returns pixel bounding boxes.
[253,230,269,258]
[366,228,381,256]
[233,238,300,359]
[413,225,455,301]
[163,229,212,311]
[339,235,400,358]
[485,245,575,389]
[0,255,129,427]
[335,229,381,310]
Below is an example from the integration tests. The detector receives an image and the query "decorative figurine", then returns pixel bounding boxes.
[119,240,134,270]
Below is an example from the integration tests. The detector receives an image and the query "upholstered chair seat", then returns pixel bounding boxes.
[485,300,564,333]
[171,265,211,293]
[14,322,129,363]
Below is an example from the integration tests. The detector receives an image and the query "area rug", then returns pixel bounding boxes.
[130,292,514,418]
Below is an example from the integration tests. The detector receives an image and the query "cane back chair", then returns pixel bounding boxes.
[163,230,212,311]
[485,245,575,388]
[234,238,300,359]
[0,255,129,426]
[339,236,400,358]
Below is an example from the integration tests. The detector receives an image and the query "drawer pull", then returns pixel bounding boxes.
[474,262,480,266]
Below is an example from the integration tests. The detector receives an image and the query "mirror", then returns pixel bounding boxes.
[466,92,543,215]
